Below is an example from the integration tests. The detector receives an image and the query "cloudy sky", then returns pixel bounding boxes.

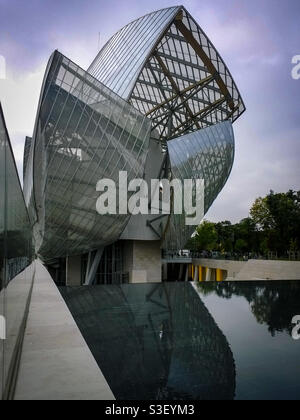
[0,0,299,222]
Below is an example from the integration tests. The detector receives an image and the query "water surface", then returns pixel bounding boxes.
[60,281,300,400]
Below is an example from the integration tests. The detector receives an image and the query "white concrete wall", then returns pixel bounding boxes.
[235,260,300,280]
[192,258,300,280]
[192,258,245,279]
[123,240,162,283]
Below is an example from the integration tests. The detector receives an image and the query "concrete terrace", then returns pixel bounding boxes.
[191,258,300,281]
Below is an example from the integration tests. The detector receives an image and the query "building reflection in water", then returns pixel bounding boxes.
[61,282,236,400]
[195,281,300,337]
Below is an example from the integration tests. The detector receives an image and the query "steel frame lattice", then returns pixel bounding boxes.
[89,6,245,141]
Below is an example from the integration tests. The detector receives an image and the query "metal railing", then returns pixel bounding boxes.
[163,250,300,262]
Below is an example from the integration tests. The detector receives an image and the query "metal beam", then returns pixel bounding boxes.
[135,77,173,93]
[84,248,104,285]
[84,251,93,284]
[147,63,186,133]
[166,97,226,135]
[174,19,235,110]
[153,52,201,130]
[155,49,208,73]
[141,63,225,113]
[145,63,219,91]
[173,97,227,136]
[145,75,214,116]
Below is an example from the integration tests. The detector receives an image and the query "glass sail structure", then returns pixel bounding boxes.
[89,6,245,141]
[24,51,151,259]
[22,5,245,263]
[164,121,234,250]
[88,7,181,100]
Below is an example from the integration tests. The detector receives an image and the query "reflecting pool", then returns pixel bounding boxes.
[60,281,300,400]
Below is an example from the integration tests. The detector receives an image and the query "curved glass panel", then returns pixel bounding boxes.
[164,121,234,250]
[30,51,151,260]
[88,7,181,99]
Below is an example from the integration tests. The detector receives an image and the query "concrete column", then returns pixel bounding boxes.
[122,240,162,283]
[84,248,103,286]
[185,265,189,282]
[205,267,212,282]
[193,266,198,282]
[162,263,168,281]
[66,255,82,286]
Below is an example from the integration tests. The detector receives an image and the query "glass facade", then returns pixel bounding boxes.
[130,6,245,140]
[164,121,234,250]
[25,51,151,260]
[89,6,245,141]
[88,7,181,100]
[0,104,34,399]
[82,242,127,285]
[23,6,245,262]
[1,4,250,400]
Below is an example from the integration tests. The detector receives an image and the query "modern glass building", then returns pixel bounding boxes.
[11,5,245,285]
[0,5,247,400]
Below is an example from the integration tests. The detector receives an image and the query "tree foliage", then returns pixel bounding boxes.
[187,190,300,257]
[189,221,218,251]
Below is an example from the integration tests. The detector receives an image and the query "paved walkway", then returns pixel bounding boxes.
[14,261,114,400]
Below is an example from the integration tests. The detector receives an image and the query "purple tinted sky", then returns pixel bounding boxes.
[0,0,299,222]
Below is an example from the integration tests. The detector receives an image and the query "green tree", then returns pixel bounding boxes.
[235,238,248,253]
[193,220,218,251]
[233,217,259,253]
[250,196,273,230]
[289,238,298,253]
[187,190,300,258]
[215,221,234,252]
[250,190,300,256]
